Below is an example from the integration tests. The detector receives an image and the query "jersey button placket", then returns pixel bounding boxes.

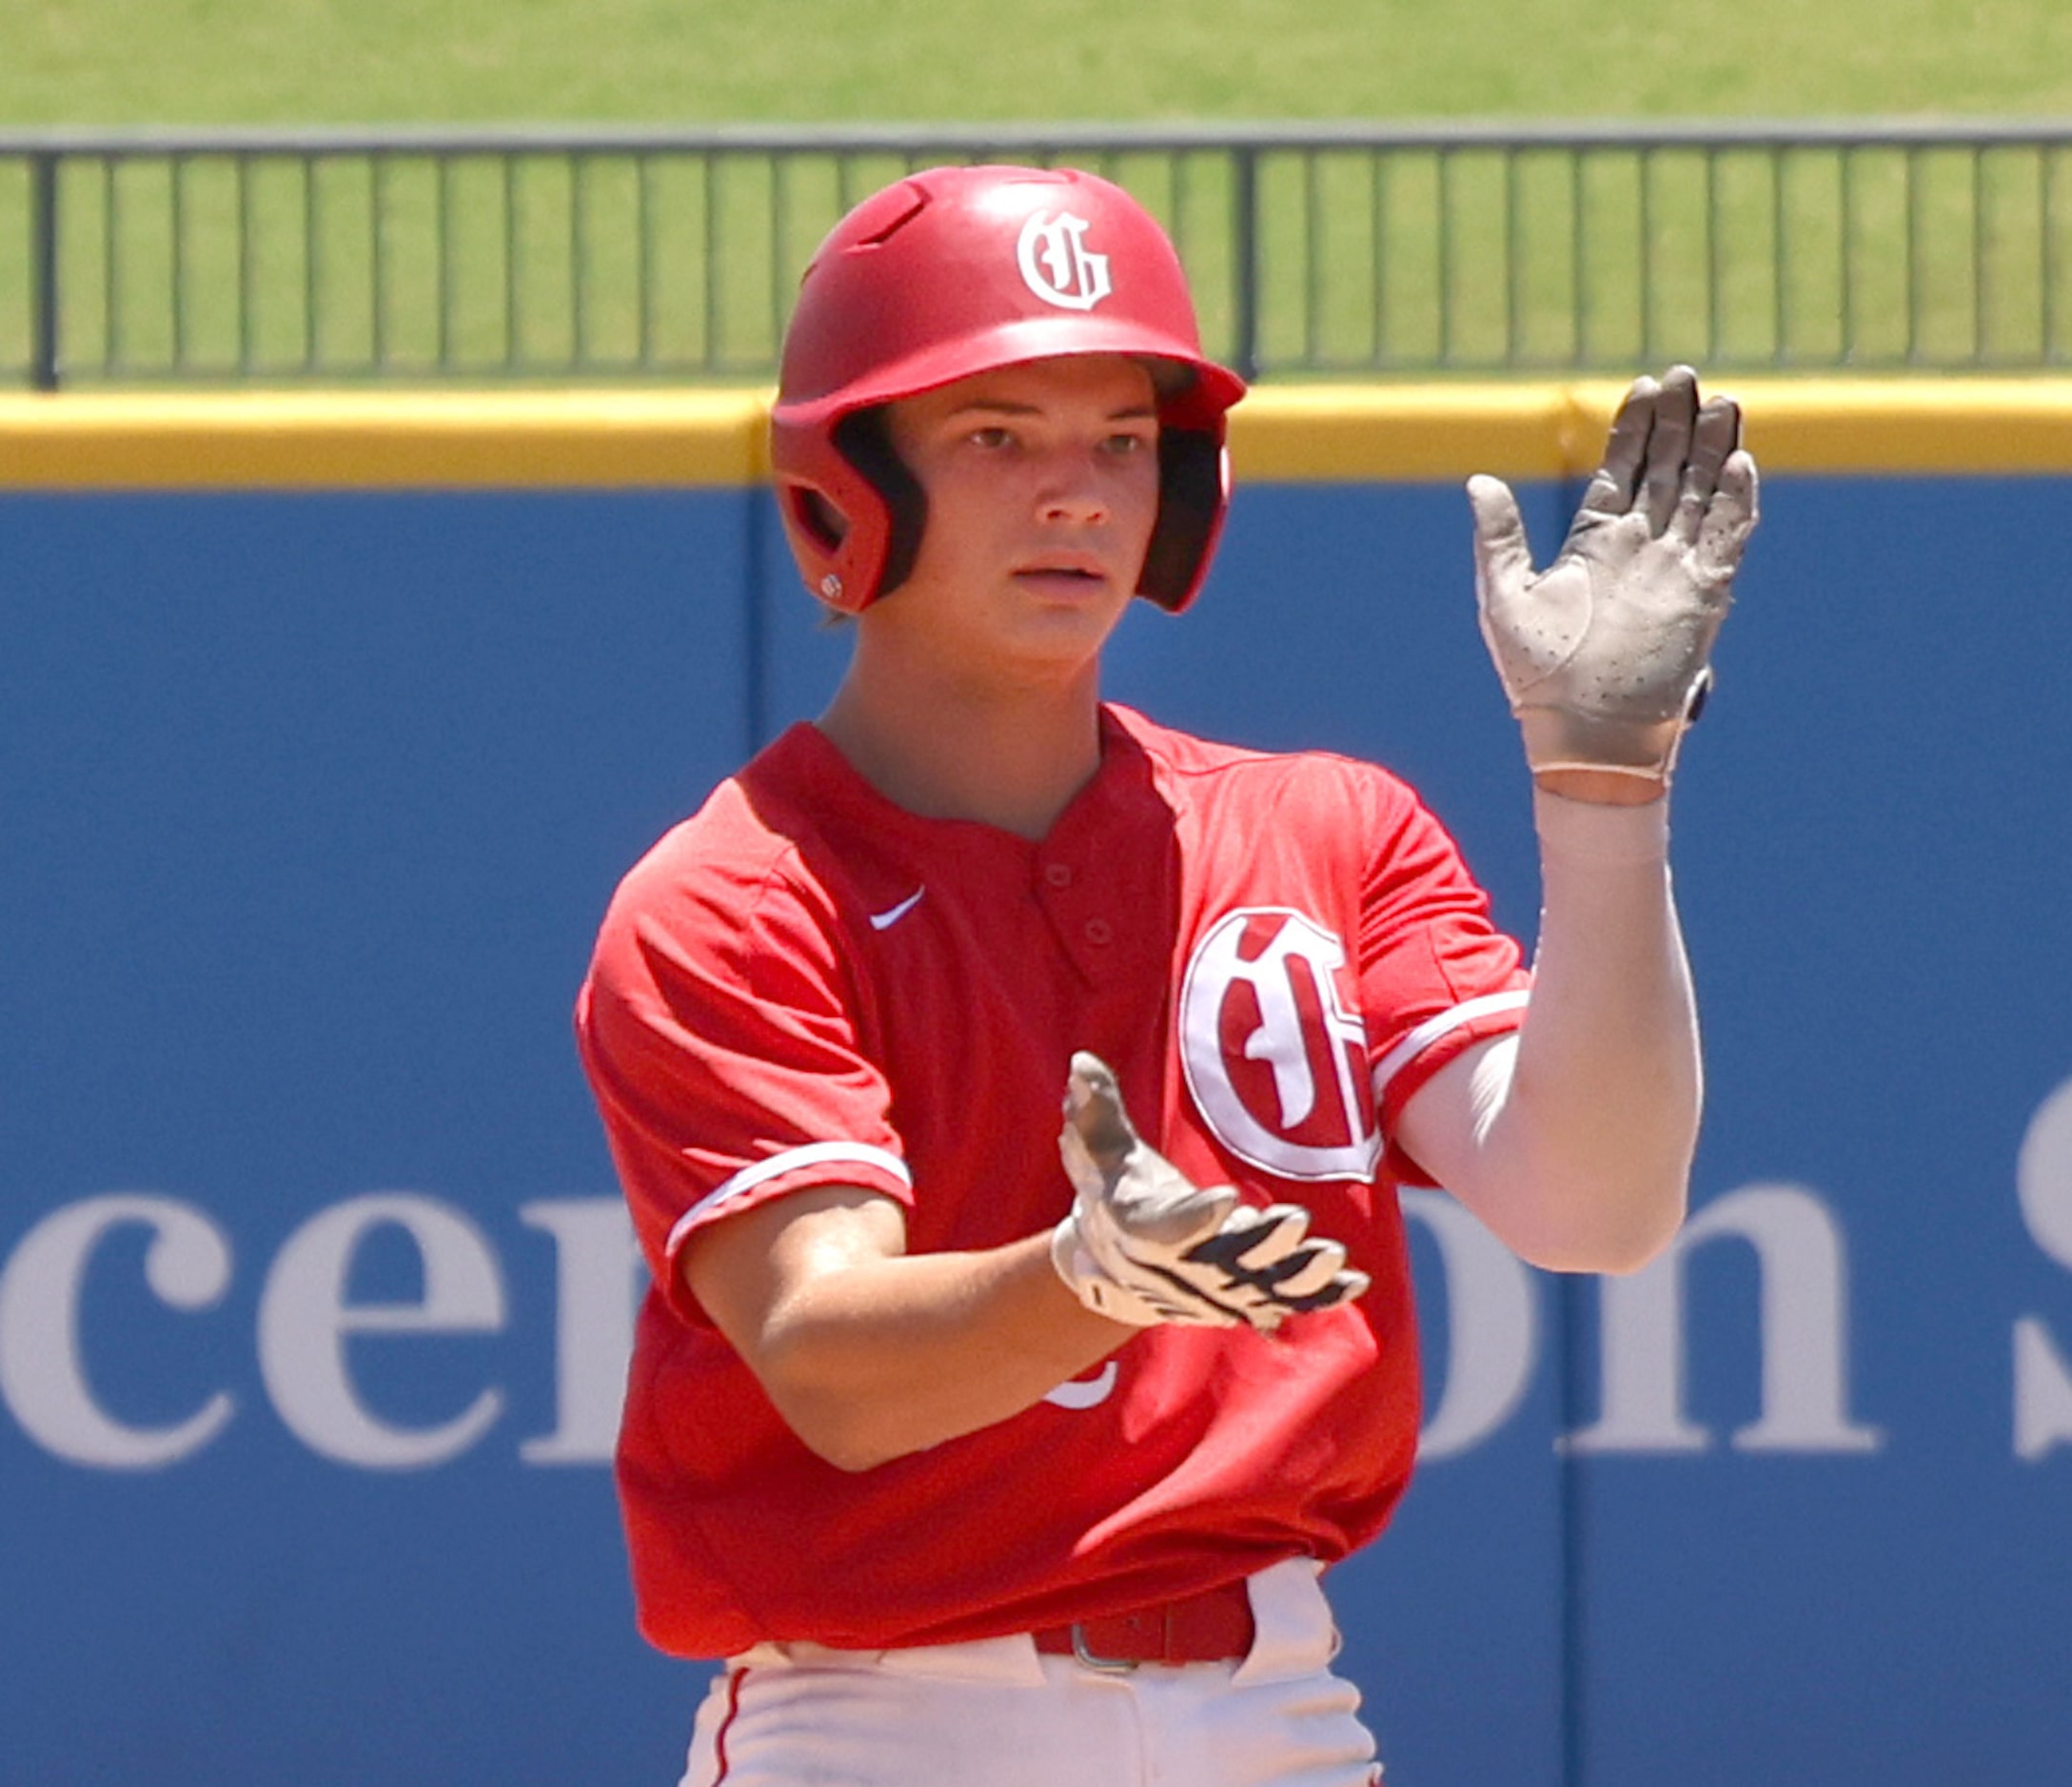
[1036,855,1111,982]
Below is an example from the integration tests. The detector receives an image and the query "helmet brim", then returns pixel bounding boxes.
[774,318,1245,431]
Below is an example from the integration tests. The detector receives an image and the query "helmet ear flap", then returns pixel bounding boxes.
[1137,425,1229,613]
[831,409,929,602]
[785,483,847,556]
[770,411,906,613]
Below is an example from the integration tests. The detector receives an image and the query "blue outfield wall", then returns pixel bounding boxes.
[1,390,2070,1786]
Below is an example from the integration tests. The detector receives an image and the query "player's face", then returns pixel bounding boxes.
[873,355,1161,688]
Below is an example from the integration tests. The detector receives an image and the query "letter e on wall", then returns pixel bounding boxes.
[257,1193,505,1468]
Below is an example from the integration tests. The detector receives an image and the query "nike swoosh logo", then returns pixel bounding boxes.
[868,887,926,931]
[1042,1361,1118,1410]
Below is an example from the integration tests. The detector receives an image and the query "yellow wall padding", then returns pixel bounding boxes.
[3,380,2070,489]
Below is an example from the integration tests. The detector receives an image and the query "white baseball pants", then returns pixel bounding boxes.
[677,1559,1383,1787]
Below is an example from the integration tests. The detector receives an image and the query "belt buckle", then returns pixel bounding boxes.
[1068,1621,1142,1673]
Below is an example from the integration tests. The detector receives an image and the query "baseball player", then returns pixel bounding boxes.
[577,164,1756,1786]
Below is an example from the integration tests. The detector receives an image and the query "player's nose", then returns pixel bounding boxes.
[1035,449,1113,525]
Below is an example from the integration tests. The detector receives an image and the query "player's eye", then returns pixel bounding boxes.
[1102,428,1155,457]
[967,425,1015,450]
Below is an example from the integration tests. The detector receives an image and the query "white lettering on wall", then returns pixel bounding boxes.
[518,1199,641,1464]
[1567,1183,1884,1455]
[256,1193,505,1469]
[2015,1075,2072,1462]
[34,1134,2072,1472]
[0,1194,236,1469]
[1402,1189,1540,1461]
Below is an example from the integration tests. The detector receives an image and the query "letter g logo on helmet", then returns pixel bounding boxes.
[1016,210,1114,311]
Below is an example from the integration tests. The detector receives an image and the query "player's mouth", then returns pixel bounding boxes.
[1012,553,1114,597]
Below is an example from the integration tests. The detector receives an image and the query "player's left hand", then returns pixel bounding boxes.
[1468,364,1759,803]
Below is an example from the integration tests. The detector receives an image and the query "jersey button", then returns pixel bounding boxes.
[1044,862,1074,889]
[1083,917,1113,946]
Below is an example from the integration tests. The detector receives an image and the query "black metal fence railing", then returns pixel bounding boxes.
[5,121,2071,389]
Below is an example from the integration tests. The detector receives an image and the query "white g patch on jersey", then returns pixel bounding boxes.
[1178,909,1381,1183]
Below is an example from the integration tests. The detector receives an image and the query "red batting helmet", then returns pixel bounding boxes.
[770,164,1247,615]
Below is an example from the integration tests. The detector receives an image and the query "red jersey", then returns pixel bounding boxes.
[576,704,1529,1659]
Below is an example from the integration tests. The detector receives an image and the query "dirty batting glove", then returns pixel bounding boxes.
[1052,1051,1370,1332]
[1468,363,1760,799]
[1053,1051,1242,1327]
[1178,1202,1371,1334]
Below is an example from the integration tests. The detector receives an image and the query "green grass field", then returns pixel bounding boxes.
[8,2,2072,385]
[10,0,2072,128]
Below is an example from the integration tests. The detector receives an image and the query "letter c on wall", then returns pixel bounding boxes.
[0,1194,236,1468]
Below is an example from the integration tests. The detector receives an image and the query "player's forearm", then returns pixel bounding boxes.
[751,1232,1127,1471]
[1422,792,1699,1272]
[1511,789,1699,1266]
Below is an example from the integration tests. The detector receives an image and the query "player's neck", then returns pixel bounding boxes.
[818,659,1106,842]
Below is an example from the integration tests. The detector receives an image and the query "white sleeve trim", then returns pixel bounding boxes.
[1370,990,1531,1106]
[665,1141,913,1255]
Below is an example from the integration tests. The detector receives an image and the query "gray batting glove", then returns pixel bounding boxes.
[1051,1051,1371,1333]
[1469,364,1759,797]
